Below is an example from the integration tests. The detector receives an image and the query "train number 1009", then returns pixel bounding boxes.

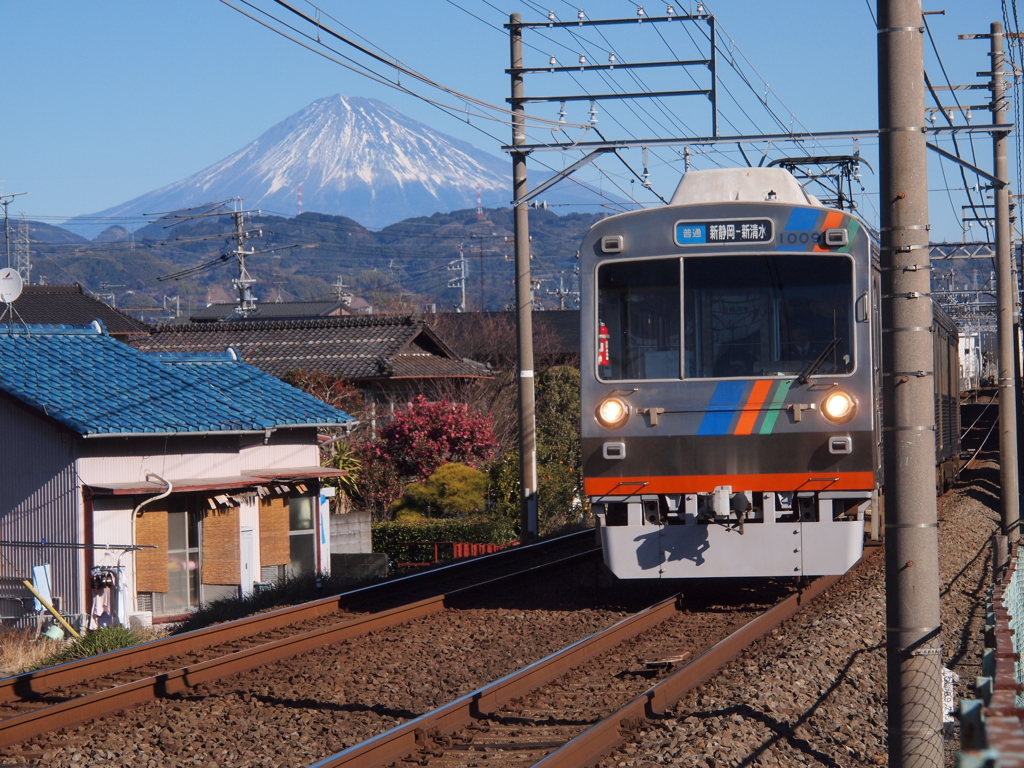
[779,230,822,246]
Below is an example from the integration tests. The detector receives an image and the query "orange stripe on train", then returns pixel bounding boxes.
[812,210,846,251]
[584,472,875,495]
[733,380,773,435]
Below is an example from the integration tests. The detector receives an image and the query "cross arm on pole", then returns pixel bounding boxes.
[926,141,1007,188]
[511,147,616,206]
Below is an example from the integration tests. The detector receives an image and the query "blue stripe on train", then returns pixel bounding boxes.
[777,208,823,252]
[696,381,747,435]
[783,208,820,231]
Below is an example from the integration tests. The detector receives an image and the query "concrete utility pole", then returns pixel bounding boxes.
[991,22,1021,542]
[0,193,27,270]
[878,1,944,766]
[509,13,539,540]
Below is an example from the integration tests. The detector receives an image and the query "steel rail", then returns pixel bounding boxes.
[960,395,996,440]
[533,572,845,767]
[307,593,687,768]
[309,556,865,768]
[958,414,1000,477]
[0,545,599,748]
[0,530,595,703]
[0,594,449,748]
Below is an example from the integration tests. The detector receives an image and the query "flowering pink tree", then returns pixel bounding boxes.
[356,396,496,519]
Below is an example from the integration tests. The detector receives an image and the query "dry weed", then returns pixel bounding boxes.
[0,625,64,677]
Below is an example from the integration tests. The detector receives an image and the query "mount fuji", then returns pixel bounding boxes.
[66,95,611,238]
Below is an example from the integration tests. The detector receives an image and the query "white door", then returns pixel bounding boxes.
[240,528,255,596]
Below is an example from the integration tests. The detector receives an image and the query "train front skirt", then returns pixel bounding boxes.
[598,519,864,578]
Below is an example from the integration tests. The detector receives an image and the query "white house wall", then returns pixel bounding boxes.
[77,435,242,485]
[239,429,321,471]
[0,399,83,621]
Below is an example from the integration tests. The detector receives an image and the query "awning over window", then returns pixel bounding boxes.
[85,467,346,497]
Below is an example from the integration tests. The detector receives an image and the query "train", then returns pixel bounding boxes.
[579,166,960,579]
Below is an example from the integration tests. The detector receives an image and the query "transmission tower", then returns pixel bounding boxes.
[230,204,263,316]
[15,215,31,284]
[447,245,467,312]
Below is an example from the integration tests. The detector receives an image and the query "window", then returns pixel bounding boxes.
[164,498,201,614]
[595,254,855,382]
[287,495,317,578]
[597,258,681,380]
[684,255,853,379]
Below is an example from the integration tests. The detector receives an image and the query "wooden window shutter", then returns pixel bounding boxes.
[201,506,241,585]
[136,505,169,593]
[259,496,290,567]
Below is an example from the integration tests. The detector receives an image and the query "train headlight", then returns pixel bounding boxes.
[596,397,630,428]
[821,390,856,423]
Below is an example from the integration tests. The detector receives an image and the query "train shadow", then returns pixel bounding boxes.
[444,555,794,615]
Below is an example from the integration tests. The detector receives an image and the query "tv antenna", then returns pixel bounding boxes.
[0,267,27,333]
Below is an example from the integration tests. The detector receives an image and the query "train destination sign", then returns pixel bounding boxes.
[674,218,774,246]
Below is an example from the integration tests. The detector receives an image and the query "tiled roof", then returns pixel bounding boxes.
[135,316,491,381]
[424,310,580,362]
[189,300,349,322]
[387,354,491,379]
[10,284,151,336]
[0,324,354,437]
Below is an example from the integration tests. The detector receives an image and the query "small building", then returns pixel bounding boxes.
[134,315,492,409]
[189,299,356,323]
[425,310,581,369]
[0,322,355,626]
[7,284,151,341]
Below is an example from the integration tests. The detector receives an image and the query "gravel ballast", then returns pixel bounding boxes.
[595,460,1000,768]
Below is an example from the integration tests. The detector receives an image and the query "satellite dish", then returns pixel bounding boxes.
[0,268,23,303]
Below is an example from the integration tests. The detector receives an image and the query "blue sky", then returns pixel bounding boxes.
[0,1,1013,242]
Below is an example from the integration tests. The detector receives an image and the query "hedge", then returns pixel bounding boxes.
[372,518,518,566]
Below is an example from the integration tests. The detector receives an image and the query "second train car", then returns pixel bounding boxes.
[580,167,960,579]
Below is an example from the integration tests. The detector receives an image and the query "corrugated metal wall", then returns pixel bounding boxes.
[0,400,82,620]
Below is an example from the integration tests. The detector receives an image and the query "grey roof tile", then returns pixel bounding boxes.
[135,316,491,382]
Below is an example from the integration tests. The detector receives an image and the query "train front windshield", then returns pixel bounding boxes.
[597,255,854,380]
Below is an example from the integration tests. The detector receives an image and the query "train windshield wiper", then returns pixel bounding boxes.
[797,337,841,385]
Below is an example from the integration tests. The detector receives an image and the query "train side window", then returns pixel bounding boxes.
[597,258,681,380]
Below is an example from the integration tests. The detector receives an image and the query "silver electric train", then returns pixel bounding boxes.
[580,167,960,579]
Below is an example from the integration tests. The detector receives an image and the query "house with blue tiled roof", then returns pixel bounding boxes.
[0,322,356,626]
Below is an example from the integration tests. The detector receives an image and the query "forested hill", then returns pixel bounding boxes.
[22,206,609,318]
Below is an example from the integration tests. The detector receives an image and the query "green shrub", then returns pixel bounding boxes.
[390,463,489,519]
[372,518,518,565]
[36,625,148,669]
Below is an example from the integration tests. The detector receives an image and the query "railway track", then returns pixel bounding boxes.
[960,389,999,470]
[0,534,863,768]
[305,564,854,768]
[0,531,599,751]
